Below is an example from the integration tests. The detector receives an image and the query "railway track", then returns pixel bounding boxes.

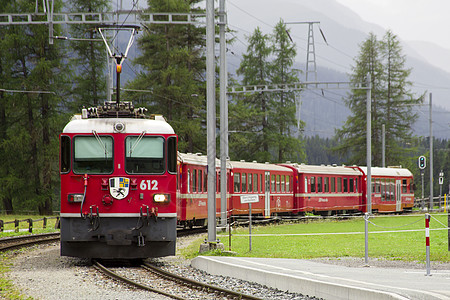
[0,232,60,252]
[93,259,262,300]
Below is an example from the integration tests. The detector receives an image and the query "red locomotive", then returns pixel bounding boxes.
[59,101,178,259]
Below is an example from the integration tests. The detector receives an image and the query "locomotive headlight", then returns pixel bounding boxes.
[68,194,84,203]
[153,194,170,203]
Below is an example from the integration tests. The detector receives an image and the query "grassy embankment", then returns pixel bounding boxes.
[181,213,450,263]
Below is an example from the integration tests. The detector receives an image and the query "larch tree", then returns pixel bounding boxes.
[269,20,305,163]
[232,27,273,162]
[335,31,423,166]
[379,30,423,165]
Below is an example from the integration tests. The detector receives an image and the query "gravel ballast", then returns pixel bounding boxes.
[7,235,449,299]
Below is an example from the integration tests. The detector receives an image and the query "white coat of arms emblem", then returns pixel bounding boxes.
[109,177,130,200]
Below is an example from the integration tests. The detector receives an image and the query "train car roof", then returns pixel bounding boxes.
[281,163,362,176]
[178,152,220,166]
[62,115,175,134]
[178,154,291,172]
[358,166,413,177]
[228,160,291,172]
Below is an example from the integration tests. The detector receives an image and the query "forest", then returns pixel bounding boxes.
[0,0,448,214]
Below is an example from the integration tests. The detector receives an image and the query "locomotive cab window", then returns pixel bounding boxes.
[60,135,71,173]
[126,136,165,174]
[73,136,113,174]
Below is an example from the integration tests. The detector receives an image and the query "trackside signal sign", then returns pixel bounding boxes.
[418,156,426,169]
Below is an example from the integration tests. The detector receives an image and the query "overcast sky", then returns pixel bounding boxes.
[335,0,450,49]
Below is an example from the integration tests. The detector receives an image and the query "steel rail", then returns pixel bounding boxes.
[93,260,184,300]
[142,262,262,300]
[0,232,60,252]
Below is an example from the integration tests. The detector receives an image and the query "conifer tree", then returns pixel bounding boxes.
[270,20,305,162]
[379,30,422,165]
[335,31,423,166]
[126,0,206,153]
[69,0,109,108]
[231,23,305,163]
[232,27,273,162]
[0,0,67,214]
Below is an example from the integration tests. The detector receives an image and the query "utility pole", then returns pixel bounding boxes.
[206,0,216,245]
[430,93,434,210]
[365,72,372,266]
[382,124,385,167]
[219,0,228,228]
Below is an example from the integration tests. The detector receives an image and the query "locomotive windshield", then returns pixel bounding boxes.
[73,136,113,174]
[125,136,165,174]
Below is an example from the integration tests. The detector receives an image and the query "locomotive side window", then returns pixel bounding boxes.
[248,173,253,192]
[330,177,335,192]
[349,178,354,192]
[125,136,164,174]
[60,135,71,173]
[167,136,177,173]
[337,178,342,192]
[254,173,258,193]
[343,178,348,192]
[73,136,113,174]
[402,179,407,193]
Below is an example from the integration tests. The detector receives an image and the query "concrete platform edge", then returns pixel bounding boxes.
[191,256,409,300]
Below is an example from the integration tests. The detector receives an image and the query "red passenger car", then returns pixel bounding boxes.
[354,167,414,213]
[229,161,294,218]
[282,164,363,215]
[177,153,223,228]
[60,102,178,259]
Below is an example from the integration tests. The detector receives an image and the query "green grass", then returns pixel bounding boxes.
[183,213,450,263]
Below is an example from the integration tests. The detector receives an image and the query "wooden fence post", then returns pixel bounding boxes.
[28,219,33,233]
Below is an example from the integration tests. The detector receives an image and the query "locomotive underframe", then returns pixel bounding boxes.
[60,216,176,259]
